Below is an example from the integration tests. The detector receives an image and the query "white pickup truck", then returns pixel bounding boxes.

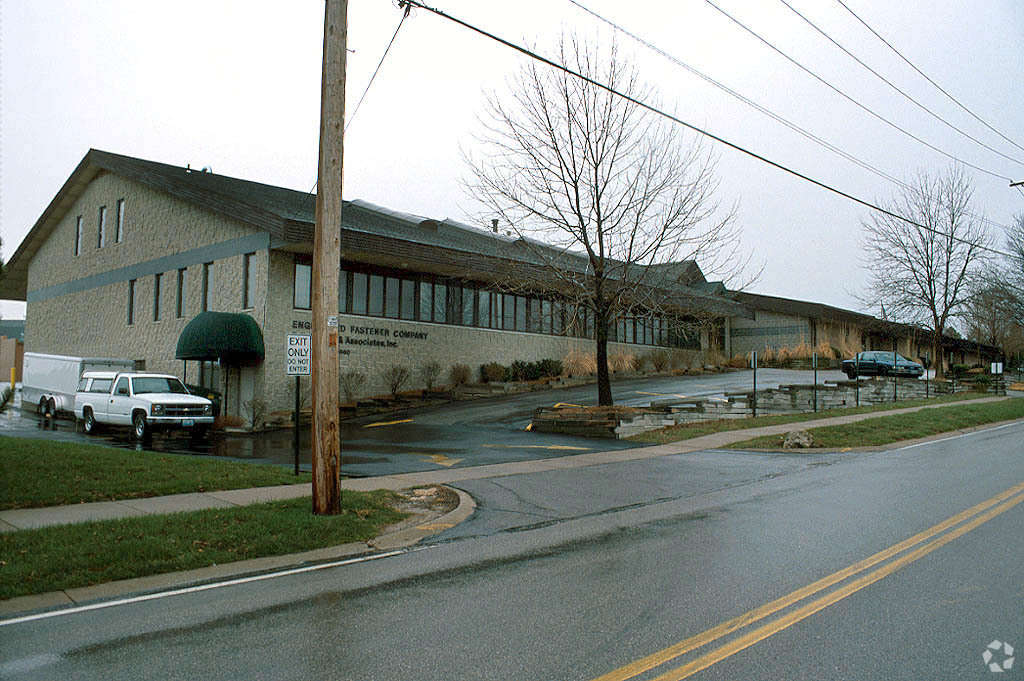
[74,371,215,439]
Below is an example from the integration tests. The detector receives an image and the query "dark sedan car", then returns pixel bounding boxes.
[842,351,925,379]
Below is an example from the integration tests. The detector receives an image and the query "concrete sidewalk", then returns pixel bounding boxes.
[1,395,1014,532]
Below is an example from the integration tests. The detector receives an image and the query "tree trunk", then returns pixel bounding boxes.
[594,288,613,406]
[932,333,944,381]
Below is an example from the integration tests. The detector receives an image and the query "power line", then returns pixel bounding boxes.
[834,0,1024,157]
[777,0,1024,168]
[397,0,1012,259]
[346,4,410,133]
[309,6,410,195]
[701,0,1014,183]
[565,0,1009,233]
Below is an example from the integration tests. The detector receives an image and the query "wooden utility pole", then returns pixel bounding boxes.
[311,0,347,515]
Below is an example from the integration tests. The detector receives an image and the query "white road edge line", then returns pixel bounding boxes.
[898,420,1024,450]
[0,547,424,628]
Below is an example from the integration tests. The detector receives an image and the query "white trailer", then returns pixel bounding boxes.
[22,352,134,416]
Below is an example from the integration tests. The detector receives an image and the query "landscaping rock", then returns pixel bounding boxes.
[782,430,814,449]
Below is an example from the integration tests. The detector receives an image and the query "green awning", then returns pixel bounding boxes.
[175,312,265,364]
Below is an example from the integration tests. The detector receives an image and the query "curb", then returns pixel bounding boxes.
[0,484,476,619]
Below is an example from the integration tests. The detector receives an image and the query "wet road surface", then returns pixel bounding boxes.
[2,414,1021,680]
[1,368,848,477]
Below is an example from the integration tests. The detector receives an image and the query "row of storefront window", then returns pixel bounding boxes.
[293,260,699,348]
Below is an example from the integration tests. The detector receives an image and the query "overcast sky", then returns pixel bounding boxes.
[2,0,1022,323]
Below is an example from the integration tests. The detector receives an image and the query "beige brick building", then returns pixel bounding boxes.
[1,150,747,417]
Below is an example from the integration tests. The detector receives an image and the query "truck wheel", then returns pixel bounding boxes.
[47,398,56,417]
[132,412,149,440]
[83,408,98,435]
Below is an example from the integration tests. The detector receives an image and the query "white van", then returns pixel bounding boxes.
[22,352,134,416]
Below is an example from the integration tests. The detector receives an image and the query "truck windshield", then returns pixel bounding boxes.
[132,377,189,394]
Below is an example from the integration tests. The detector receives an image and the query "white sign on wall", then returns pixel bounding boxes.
[286,334,312,376]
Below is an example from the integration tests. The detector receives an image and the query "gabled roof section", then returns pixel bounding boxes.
[0,149,748,319]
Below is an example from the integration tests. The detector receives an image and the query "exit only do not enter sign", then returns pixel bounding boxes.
[286,334,312,376]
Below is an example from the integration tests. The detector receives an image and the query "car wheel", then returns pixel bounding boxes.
[47,398,56,416]
[83,408,97,434]
[132,412,148,440]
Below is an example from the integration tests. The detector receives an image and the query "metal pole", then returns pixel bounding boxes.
[752,350,757,418]
[812,352,817,412]
[294,375,301,476]
[855,353,860,407]
[893,342,898,402]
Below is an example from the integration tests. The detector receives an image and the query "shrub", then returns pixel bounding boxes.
[814,342,837,360]
[449,363,471,385]
[340,371,367,403]
[630,354,646,372]
[243,398,268,430]
[949,364,970,380]
[507,360,542,382]
[650,349,671,372]
[382,365,411,396]
[609,352,633,372]
[971,374,992,391]
[563,351,596,376]
[480,362,506,383]
[705,348,726,367]
[537,358,563,378]
[418,361,443,390]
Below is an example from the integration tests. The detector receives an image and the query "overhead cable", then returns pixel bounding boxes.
[397,0,1012,258]
[701,0,1014,182]
[777,0,1024,168]
[834,0,1024,157]
[565,0,1009,233]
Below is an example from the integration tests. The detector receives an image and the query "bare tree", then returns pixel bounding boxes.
[465,38,748,405]
[860,165,991,378]
[1000,214,1024,327]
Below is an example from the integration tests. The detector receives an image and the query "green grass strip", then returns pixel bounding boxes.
[628,392,989,445]
[0,493,405,600]
[0,437,311,510]
[727,398,1024,450]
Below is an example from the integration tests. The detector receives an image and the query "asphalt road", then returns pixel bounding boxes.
[0,368,847,477]
[2,414,1021,680]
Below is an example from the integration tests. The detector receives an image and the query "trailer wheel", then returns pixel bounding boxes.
[38,397,48,415]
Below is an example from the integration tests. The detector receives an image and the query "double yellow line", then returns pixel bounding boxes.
[593,480,1024,681]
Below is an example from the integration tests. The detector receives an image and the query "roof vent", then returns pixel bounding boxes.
[491,219,499,233]
[201,166,213,173]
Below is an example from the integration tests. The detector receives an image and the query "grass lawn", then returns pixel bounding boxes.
[0,493,406,600]
[0,437,311,510]
[727,398,1024,450]
[628,392,991,445]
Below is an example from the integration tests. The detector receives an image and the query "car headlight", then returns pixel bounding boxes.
[152,404,165,416]
[203,403,212,415]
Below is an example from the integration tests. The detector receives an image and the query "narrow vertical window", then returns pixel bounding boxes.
[293,260,312,310]
[176,268,187,318]
[338,269,349,313]
[127,279,136,325]
[477,289,490,328]
[97,206,107,248]
[242,252,255,309]
[153,273,163,321]
[368,275,384,316]
[462,285,475,326]
[400,279,415,320]
[202,262,213,312]
[433,282,447,323]
[515,296,527,332]
[74,216,83,256]
[352,272,368,315]
[385,277,400,319]
[115,199,126,242]
[418,280,432,321]
[541,300,552,334]
[503,294,515,330]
